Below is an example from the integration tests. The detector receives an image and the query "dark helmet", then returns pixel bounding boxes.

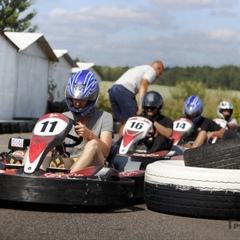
[142,91,164,113]
[65,70,99,118]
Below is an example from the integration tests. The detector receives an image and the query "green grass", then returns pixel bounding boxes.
[100,81,240,100]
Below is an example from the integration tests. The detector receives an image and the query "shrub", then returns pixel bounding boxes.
[97,91,113,114]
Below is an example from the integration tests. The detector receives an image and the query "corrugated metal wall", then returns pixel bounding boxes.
[14,42,49,119]
[0,35,17,120]
[50,57,72,102]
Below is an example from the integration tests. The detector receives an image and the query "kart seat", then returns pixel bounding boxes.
[105,145,119,168]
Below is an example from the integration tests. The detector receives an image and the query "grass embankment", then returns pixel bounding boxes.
[100,81,240,121]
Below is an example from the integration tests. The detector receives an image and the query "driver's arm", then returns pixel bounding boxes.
[153,121,173,139]
[207,127,225,139]
[74,123,112,158]
[191,130,207,148]
[227,122,237,131]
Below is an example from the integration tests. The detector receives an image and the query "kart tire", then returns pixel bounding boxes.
[144,160,240,219]
[0,173,135,207]
[183,137,240,169]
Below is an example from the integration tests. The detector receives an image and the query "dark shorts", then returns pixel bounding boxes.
[108,85,138,121]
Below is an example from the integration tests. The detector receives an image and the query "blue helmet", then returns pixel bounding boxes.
[183,95,203,123]
[65,70,99,118]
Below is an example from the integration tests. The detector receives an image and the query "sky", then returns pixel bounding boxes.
[31,0,240,68]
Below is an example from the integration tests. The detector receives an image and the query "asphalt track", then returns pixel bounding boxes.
[0,133,239,240]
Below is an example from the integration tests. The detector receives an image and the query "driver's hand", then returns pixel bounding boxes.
[207,132,216,140]
[74,123,92,139]
[144,114,155,123]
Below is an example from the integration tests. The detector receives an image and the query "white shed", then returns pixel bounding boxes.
[4,32,58,119]
[0,32,18,120]
[50,49,77,102]
[72,62,102,83]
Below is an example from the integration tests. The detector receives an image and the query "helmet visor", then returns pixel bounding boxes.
[66,83,97,101]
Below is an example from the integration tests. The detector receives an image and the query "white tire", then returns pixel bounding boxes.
[144,160,240,219]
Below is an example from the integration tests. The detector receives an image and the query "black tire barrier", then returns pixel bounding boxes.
[0,122,11,134]
[183,137,240,169]
[0,121,35,134]
[222,129,240,140]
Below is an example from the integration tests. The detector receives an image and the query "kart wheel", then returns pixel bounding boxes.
[0,173,135,207]
[183,137,240,169]
[144,160,240,219]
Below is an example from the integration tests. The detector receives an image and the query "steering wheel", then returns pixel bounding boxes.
[52,119,82,158]
[143,116,157,140]
[63,134,83,147]
[62,118,83,147]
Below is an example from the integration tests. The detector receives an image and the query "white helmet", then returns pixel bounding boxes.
[217,101,233,121]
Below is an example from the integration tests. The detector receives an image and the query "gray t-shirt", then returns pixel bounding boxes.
[114,65,156,94]
[63,109,113,156]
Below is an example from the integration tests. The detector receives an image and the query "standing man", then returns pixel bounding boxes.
[108,60,164,123]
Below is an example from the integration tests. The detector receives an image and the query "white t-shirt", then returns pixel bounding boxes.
[114,65,156,94]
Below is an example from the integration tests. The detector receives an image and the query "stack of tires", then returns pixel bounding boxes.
[144,130,240,219]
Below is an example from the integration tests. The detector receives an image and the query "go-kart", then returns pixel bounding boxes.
[113,116,195,172]
[112,116,195,198]
[0,113,144,207]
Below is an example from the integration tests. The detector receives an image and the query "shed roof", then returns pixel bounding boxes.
[53,49,77,67]
[72,62,103,80]
[4,32,58,62]
[0,30,19,50]
[72,62,95,73]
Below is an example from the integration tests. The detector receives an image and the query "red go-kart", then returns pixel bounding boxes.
[0,113,144,207]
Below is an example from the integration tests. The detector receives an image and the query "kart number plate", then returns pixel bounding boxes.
[33,117,68,136]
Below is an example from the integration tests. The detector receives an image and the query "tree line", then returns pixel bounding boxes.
[95,65,240,91]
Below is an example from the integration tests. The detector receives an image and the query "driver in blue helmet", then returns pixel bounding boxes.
[183,95,225,148]
[62,70,114,172]
[140,91,173,153]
